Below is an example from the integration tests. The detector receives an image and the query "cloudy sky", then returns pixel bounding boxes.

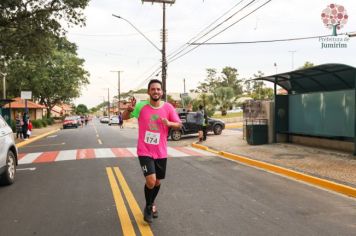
[66,0,356,108]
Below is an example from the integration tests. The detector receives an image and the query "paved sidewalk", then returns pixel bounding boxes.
[15,122,62,144]
[199,129,356,188]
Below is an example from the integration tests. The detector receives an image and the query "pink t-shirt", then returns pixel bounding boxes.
[131,101,181,159]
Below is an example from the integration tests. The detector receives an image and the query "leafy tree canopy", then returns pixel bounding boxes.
[0,0,89,60]
[6,37,89,117]
[76,104,89,115]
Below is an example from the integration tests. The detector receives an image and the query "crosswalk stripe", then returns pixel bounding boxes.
[18,147,215,165]
[167,147,190,157]
[126,148,138,157]
[33,151,59,163]
[77,149,95,159]
[172,146,206,156]
[95,148,115,158]
[19,153,43,164]
[111,148,135,158]
[56,150,77,161]
[185,147,212,156]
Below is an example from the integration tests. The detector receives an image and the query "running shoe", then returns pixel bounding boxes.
[152,204,158,218]
[143,205,153,223]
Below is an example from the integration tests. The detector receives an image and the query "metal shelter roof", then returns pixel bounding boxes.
[254,63,356,94]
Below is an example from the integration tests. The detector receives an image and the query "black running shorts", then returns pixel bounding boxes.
[138,156,167,179]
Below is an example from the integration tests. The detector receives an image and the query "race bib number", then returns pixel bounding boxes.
[144,131,160,145]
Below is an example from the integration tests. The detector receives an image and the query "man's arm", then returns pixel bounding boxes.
[161,118,182,130]
[123,97,136,120]
[122,109,132,120]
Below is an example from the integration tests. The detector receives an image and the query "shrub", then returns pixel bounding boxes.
[32,120,43,128]
[46,117,54,125]
[40,119,47,127]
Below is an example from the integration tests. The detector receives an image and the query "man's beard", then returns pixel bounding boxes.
[150,94,161,101]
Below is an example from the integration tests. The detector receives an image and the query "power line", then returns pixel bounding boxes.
[168,0,272,64]
[189,34,333,45]
[167,0,258,61]
[133,0,259,89]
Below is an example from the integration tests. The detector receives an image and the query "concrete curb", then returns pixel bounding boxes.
[191,143,356,198]
[225,124,242,129]
[16,129,61,148]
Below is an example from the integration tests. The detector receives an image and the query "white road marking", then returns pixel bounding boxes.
[47,135,58,138]
[19,153,42,164]
[98,139,103,144]
[167,147,190,157]
[95,148,115,158]
[55,150,77,161]
[17,167,36,171]
[186,147,212,156]
[126,148,138,157]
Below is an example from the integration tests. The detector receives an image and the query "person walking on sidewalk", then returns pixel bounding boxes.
[15,114,23,139]
[22,112,29,140]
[202,111,208,141]
[123,79,182,223]
[195,105,205,142]
[27,119,33,138]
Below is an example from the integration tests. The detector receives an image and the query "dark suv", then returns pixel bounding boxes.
[169,111,225,141]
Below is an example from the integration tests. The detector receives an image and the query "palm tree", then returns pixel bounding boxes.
[213,87,234,116]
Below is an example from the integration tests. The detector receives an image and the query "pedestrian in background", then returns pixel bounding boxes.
[202,111,208,141]
[22,112,29,140]
[118,112,123,129]
[15,114,23,139]
[27,119,33,138]
[195,105,204,143]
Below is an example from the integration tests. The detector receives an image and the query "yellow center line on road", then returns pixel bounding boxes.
[106,167,136,236]
[113,167,154,236]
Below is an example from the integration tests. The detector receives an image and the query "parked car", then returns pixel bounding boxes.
[0,115,18,185]
[63,116,79,129]
[169,111,225,141]
[100,116,109,123]
[109,116,120,126]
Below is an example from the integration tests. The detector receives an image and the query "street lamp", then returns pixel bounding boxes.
[113,0,175,101]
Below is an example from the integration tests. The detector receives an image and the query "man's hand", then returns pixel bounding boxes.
[127,97,136,112]
[123,97,136,120]
[161,118,170,127]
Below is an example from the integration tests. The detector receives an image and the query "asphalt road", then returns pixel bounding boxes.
[0,119,355,236]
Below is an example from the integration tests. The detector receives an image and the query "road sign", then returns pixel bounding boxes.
[142,0,176,3]
[180,93,189,98]
[21,91,32,99]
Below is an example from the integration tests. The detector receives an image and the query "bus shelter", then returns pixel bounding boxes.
[254,63,356,154]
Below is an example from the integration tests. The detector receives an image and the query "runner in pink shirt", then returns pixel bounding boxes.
[123,79,182,223]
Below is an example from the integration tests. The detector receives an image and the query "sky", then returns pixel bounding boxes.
[66,0,356,108]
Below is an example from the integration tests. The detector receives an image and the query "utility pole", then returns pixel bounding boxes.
[183,78,186,93]
[2,73,5,99]
[107,88,110,118]
[288,50,296,70]
[111,70,123,113]
[161,2,167,101]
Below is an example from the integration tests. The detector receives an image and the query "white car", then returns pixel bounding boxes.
[109,116,120,126]
[100,116,109,123]
[0,115,17,185]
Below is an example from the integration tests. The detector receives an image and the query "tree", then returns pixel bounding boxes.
[0,0,89,60]
[213,87,234,116]
[220,67,243,97]
[76,104,89,115]
[243,71,273,100]
[192,93,216,117]
[194,68,221,93]
[6,38,89,117]
[299,61,315,69]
